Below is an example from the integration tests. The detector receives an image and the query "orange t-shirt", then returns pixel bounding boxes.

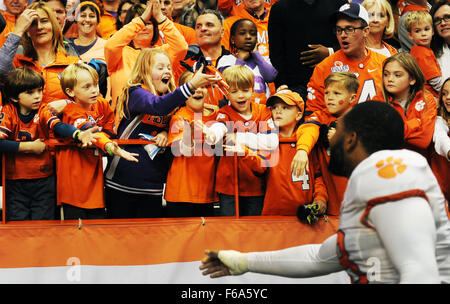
[389,90,437,153]
[165,105,219,204]
[0,104,60,180]
[214,102,276,196]
[56,98,115,209]
[12,52,80,105]
[306,49,387,114]
[410,45,442,98]
[262,136,328,216]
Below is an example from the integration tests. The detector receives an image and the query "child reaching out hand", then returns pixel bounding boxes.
[58,62,139,220]
[104,48,220,219]
[0,67,99,221]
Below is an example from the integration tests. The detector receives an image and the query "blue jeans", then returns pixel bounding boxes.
[217,193,264,216]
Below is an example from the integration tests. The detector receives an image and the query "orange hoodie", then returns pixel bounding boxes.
[12,51,80,105]
[389,90,437,151]
[105,17,188,110]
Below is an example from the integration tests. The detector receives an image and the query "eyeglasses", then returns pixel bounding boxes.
[434,14,450,26]
[333,26,366,35]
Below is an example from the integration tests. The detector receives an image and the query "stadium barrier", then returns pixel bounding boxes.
[0,139,349,284]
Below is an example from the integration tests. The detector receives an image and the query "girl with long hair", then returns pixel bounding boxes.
[104,48,219,219]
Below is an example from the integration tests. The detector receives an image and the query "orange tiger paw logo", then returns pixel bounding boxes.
[376,157,407,179]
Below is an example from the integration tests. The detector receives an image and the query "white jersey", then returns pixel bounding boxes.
[337,149,450,283]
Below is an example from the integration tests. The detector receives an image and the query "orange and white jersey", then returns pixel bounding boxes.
[306,49,387,114]
[0,104,59,180]
[337,149,450,283]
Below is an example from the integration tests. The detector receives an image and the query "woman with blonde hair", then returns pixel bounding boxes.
[362,0,398,57]
[104,47,219,219]
[0,2,79,104]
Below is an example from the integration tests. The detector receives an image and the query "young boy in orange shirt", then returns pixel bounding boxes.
[0,67,98,221]
[165,71,220,217]
[405,10,443,98]
[291,72,359,216]
[201,65,278,216]
[58,63,139,220]
[224,90,328,218]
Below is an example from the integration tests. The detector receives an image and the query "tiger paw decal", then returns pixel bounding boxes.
[376,157,407,179]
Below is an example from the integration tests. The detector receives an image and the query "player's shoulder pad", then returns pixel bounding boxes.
[352,149,431,203]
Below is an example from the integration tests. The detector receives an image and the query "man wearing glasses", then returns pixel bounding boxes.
[305,2,387,115]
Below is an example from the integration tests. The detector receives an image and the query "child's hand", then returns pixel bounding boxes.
[153,130,169,147]
[47,99,69,115]
[179,116,194,147]
[313,200,327,215]
[22,138,47,154]
[291,149,309,178]
[194,120,216,144]
[327,127,336,141]
[77,126,101,148]
[106,142,139,162]
[235,50,251,61]
[13,9,39,36]
[223,143,245,154]
[225,132,237,146]
[189,64,222,89]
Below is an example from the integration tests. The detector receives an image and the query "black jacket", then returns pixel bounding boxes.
[268,0,347,90]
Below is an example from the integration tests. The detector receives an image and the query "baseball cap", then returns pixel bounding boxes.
[333,3,370,25]
[266,90,305,113]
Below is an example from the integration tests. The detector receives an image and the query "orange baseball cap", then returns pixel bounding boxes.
[266,89,305,113]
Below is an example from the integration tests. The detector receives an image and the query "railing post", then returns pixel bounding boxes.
[233,153,239,218]
[2,153,5,224]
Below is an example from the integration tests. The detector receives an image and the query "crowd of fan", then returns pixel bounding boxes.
[0,0,448,222]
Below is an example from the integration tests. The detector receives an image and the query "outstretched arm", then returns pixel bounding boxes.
[200,234,342,279]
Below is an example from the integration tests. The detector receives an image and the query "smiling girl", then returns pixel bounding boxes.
[105,0,188,110]
[382,52,437,155]
[104,48,219,219]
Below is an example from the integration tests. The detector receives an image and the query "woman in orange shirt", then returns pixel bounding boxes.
[104,0,188,110]
[0,2,80,105]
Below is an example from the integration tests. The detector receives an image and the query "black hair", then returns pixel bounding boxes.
[79,2,101,22]
[123,3,159,47]
[116,0,136,30]
[430,0,450,58]
[229,18,256,54]
[342,101,405,154]
[4,68,45,102]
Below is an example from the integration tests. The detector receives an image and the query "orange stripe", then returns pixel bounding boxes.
[0,216,339,268]
[360,189,428,229]
[337,230,368,284]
